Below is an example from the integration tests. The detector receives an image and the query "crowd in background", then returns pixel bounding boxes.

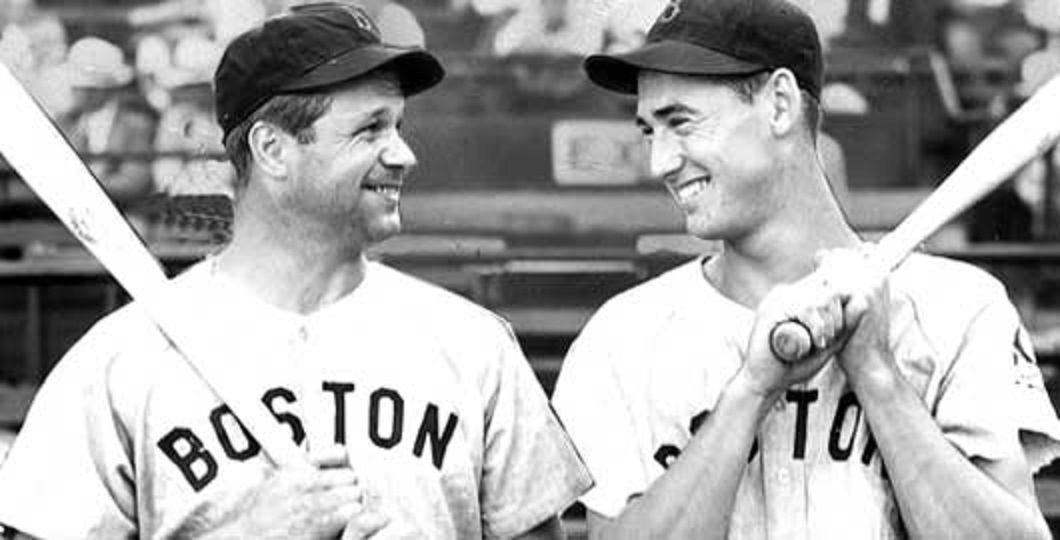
[0,0,1056,208]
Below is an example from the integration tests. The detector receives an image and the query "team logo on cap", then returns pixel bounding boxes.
[346,6,380,36]
[658,0,682,23]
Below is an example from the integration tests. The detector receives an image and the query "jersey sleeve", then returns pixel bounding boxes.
[478,322,593,539]
[0,322,138,539]
[552,314,652,519]
[935,293,1060,471]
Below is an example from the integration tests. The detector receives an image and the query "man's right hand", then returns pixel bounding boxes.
[199,448,389,539]
[738,270,849,400]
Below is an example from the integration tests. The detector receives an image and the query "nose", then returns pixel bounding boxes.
[649,131,683,182]
[380,131,417,171]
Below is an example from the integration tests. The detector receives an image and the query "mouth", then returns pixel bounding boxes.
[360,181,402,198]
[670,176,710,201]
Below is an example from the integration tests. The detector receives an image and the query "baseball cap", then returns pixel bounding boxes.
[214,2,444,138]
[583,0,822,99]
[64,37,134,89]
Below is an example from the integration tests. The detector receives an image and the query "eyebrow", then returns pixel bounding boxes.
[635,102,701,129]
[342,106,392,128]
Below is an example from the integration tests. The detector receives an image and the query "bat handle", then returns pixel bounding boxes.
[769,320,813,363]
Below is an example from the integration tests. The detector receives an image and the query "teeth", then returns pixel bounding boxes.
[676,179,707,200]
[363,184,400,196]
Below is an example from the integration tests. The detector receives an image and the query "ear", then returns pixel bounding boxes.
[764,68,803,138]
[247,121,291,179]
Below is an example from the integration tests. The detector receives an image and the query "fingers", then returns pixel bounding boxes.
[340,508,390,540]
[766,276,846,359]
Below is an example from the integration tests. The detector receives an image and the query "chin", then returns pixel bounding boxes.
[685,214,723,241]
[364,216,402,245]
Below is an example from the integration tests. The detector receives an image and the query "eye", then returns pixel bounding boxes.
[359,121,384,135]
[667,116,692,131]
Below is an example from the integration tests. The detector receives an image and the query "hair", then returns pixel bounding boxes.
[703,70,823,143]
[222,92,334,189]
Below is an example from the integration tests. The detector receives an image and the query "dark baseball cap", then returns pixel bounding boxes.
[214,2,444,138]
[584,0,822,99]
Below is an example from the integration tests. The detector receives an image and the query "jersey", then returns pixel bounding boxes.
[0,259,592,539]
[552,253,1060,540]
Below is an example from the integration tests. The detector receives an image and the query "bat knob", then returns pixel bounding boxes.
[769,320,814,363]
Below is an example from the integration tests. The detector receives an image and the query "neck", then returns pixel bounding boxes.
[214,190,369,314]
[706,162,860,308]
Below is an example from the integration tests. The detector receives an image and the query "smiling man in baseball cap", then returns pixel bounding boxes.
[0,3,591,539]
[553,0,1060,538]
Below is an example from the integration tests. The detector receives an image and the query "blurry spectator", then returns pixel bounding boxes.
[203,0,267,43]
[60,37,157,202]
[475,0,591,55]
[789,0,849,47]
[562,0,666,54]
[942,0,1042,70]
[942,15,988,68]
[822,82,871,115]
[150,55,235,198]
[1019,34,1060,97]
[128,0,266,45]
[135,30,222,109]
[0,0,72,117]
[1017,0,1060,97]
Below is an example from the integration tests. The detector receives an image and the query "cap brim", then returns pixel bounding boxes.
[281,45,444,97]
[584,40,766,95]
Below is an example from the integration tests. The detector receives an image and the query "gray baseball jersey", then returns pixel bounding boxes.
[0,260,592,539]
[553,253,1060,539]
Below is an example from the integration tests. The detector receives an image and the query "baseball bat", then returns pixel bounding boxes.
[770,73,1060,363]
[0,62,309,469]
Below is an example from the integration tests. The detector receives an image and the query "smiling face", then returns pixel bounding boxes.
[636,71,783,242]
[282,73,415,249]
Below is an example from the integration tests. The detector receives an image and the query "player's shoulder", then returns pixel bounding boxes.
[891,252,1016,354]
[894,252,1009,310]
[587,257,706,329]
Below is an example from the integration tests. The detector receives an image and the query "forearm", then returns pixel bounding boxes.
[852,365,1050,540]
[598,373,772,540]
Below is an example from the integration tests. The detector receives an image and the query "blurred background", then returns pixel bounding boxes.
[0,0,1059,535]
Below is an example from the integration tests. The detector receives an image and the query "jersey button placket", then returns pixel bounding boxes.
[292,323,322,453]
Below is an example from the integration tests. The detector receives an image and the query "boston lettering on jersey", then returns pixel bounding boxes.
[157,381,460,492]
[655,390,880,470]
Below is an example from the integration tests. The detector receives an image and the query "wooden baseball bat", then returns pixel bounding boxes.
[0,62,309,469]
[771,73,1060,363]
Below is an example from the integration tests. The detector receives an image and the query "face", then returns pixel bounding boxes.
[283,73,415,249]
[636,71,780,241]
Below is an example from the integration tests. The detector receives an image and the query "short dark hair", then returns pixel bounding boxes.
[222,92,334,188]
[710,70,822,142]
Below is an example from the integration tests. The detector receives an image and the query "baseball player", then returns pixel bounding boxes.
[552,0,1060,538]
[0,4,591,539]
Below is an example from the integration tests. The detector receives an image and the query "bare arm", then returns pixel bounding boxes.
[844,352,1049,539]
